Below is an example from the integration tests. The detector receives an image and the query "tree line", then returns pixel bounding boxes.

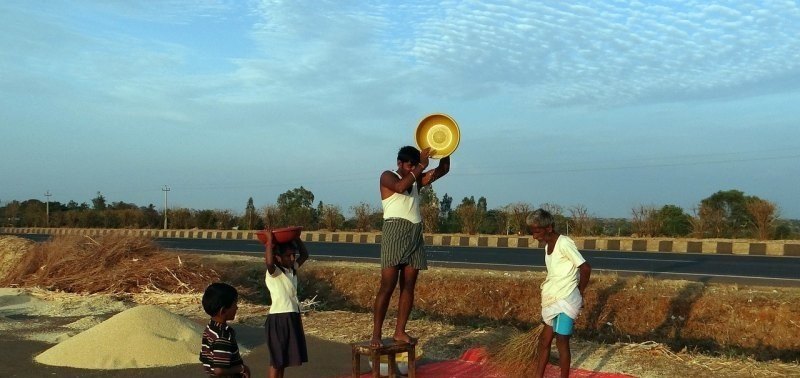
[1,187,797,240]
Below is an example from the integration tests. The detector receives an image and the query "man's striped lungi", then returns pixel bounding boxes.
[380,217,427,269]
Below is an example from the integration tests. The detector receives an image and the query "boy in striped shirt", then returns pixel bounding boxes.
[200,282,250,377]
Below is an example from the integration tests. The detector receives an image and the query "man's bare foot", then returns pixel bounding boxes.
[370,336,384,348]
[393,331,417,345]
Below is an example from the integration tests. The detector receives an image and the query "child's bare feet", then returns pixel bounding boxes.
[393,331,417,344]
[370,336,383,348]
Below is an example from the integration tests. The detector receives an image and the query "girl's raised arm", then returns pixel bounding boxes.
[264,230,277,275]
[295,237,309,267]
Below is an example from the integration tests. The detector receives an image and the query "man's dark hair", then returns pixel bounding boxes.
[397,146,420,164]
[202,282,238,316]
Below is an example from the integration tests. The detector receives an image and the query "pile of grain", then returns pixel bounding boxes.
[35,305,204,369]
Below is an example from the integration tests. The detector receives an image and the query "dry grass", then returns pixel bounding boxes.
[0,235,219,294]
[0,235,33,279]
[288,261,800,363]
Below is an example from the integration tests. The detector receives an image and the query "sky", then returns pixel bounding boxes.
[2,0,799,219]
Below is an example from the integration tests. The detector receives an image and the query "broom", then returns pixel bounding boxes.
[488,322,545,377]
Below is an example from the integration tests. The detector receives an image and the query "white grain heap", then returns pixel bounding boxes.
[35,305,203,369]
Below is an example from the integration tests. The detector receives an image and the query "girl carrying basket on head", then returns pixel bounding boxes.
[263,230,309,378]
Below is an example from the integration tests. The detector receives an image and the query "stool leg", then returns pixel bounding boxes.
[407,345,416,378]
[352,348,360,378]
[371,353,381,378]
[387,353,396,378]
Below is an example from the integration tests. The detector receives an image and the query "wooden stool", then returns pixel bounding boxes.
[351,338,416,378]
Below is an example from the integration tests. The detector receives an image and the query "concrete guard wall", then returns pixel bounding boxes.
[2,227,798,257]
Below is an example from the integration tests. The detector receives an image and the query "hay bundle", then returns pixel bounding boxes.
[0,234,219,294]
[489,323,545,377]
[0,235,33,280]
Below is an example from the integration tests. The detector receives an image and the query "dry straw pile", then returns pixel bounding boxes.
[0,234,219,294]
[0,235,33,279]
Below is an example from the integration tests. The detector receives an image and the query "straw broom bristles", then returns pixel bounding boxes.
[489,323,545,377]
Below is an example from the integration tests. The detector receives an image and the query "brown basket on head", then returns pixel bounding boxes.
[256,226,303,245]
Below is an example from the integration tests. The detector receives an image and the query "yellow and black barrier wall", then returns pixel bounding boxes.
[2,227,798,257]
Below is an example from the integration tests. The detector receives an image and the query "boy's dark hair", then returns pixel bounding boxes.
[397,146,421,164]
[202,282,238,317]
[276,241,298,255]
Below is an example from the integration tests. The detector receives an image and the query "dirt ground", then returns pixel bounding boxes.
[1,273,798,377]
[0,236,798,377]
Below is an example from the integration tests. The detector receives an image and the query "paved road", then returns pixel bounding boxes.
[9,234,800,286]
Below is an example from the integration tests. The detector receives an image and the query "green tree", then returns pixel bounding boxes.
[141,204,161,228]
[700,190,756,238]
[440,193,453,220]
[92,192,107,211]
[108,201,137,210]
[195,209,216,229]
[480,209,505,234]
[658,205,691,237]
[276,186,316,228]
[774,222,792,239]
[242,197,257,230]
[19,199,46,227]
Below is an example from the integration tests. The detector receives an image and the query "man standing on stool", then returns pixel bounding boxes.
[528,208,592,377]
[371,146,450,347]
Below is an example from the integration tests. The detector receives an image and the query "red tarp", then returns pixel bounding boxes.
[355,348,635,378]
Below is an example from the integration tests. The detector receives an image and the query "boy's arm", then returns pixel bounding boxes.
[296,237,309,267]
[577,262,591,296]
[264,231,276,275]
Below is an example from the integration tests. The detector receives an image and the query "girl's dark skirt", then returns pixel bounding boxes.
[264,312,308,368]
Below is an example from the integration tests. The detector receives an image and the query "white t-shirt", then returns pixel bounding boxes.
[541,235,586,308]
[264,263,300,314]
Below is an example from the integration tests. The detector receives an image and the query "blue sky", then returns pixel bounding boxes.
[2,1,799,219]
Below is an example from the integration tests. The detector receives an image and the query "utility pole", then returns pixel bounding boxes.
[162,185,170,229]
[45,190,52,227]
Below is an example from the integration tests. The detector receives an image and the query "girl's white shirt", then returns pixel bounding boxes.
[264,262,300,314]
